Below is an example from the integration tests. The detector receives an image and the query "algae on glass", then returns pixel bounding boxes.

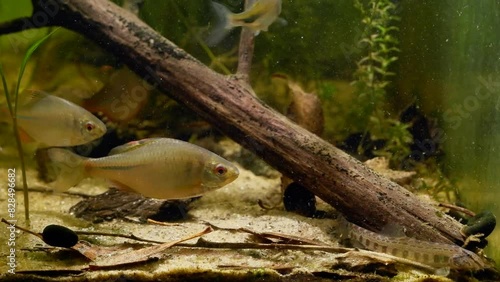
[394,0,500,263]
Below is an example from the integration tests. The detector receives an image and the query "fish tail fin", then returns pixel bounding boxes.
[46,148,87,191]
[205,1,233,46]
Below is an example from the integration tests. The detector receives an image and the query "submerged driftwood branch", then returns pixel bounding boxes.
[0,0,469,245]
[236,0,257,83]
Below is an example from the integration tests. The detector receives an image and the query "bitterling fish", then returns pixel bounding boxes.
[47,138,240,199]
[206,0,282,46]
[1,91,106,147]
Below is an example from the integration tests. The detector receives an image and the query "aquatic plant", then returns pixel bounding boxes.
[351,0,412,166]
[0,28,59,221]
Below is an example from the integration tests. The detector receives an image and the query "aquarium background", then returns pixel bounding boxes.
[1,0,500,263]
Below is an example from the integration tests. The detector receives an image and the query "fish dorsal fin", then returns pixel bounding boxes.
[108,138,162,155]
[16,90,48,106]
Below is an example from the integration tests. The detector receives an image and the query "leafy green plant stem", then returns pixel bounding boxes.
[350,0,413,166]
[11,110,29,222]
[0,63,30,222]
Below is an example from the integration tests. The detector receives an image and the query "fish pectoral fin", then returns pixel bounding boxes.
[108,180,137,193]
[434,267,450,276]
[108,138,162,155]
[18,127,36,143]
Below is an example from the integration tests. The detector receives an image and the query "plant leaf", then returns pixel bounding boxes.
[0,63,12,117]
[14,27,60,113]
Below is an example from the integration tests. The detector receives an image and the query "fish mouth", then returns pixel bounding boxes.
[202,168,239,191]
[89,125,107,141]
[227,166,240,181]
[96,127,107,138]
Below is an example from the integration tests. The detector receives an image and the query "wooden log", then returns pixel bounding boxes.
[2,0,467,244]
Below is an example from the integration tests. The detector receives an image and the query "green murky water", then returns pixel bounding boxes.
[1,0,500,279]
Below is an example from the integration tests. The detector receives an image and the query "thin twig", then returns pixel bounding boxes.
[146,218,181,226]
[1,217,167,245]
[439,202,476,217]
[1,218,42,239]
[74,230,165,245]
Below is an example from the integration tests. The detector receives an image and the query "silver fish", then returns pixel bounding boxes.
[47,138,239,199]
[207,0,282,46]
[2,91,106,147]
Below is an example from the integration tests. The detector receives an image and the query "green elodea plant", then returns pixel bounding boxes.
[0,28,59,222]
[351,0,412,166]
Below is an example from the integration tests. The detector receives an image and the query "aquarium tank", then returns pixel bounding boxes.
[0,0,499,281]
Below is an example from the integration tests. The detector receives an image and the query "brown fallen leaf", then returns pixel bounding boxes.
[239,228,329,246]
[89,226,212,269]
[147,218,181,226]
[70,240,132,261]
[71,240,98,261]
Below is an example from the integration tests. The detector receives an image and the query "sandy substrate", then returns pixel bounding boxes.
[0,142,463,281]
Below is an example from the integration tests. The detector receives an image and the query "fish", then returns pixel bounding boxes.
[82,68,150,123]
[340,218,488,271]
[1,91,106,148]
[206,0,282,46]
[46,138,240,199]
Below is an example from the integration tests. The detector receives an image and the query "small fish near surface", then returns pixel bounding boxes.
[1,91,106,148]
[82,68,150,124]
[47,138,240,199]
[206,0,282,46]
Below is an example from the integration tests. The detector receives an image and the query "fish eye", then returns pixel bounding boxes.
[214,164,227,176]
[85,122,96,132]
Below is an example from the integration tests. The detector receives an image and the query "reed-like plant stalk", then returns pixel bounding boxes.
[0,28,59,222]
